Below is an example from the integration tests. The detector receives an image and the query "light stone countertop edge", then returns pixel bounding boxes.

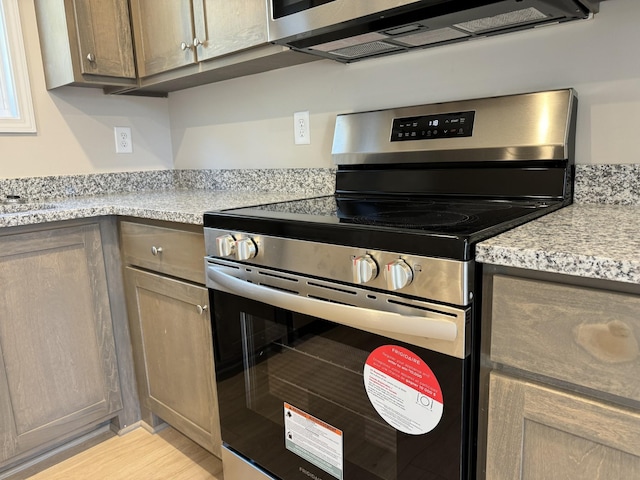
[476,204,640,285]
[0,189,323,228]
[4,191,638,285]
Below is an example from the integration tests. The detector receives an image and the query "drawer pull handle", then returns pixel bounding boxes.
[196,304,208,315]
[151,246,163,256]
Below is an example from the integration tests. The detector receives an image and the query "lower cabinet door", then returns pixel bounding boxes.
[124,267,221,457]
[0,223,122,465]
[486,372,640,479]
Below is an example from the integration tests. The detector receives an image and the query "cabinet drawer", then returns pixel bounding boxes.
[120,221,205,284]
[490,275,640,403]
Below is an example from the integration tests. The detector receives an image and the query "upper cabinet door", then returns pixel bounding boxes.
[73,0,136,78]
[34,0,138,88]
[193,0,268,62]
[129,0,197,78]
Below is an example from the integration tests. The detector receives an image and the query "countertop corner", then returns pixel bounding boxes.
[476,204,640,284]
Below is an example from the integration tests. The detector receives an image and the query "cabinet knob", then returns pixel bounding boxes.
[151,246,163,256]
[86,53,96,62]
[196,304,208,315]
[180,41,192,51]
[193,37,203,48]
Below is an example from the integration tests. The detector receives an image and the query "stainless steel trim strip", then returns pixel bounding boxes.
[221,446,275,480]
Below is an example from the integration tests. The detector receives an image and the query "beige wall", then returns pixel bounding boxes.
[3,0,638,180]
[0,1,173,180]
[169,0,640,169]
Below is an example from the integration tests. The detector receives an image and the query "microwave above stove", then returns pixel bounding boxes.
[267,0,602,62]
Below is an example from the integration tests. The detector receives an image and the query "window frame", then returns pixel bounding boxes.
[0,0,36,134]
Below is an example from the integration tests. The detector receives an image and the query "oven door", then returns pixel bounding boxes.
[207,260,474,480]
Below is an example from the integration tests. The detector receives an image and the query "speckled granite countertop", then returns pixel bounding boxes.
[0,189,323,228]
[0,168,335,228]
[3,166,640,284]
[476,204,640,285]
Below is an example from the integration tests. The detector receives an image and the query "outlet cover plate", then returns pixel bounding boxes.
[293,111,310,145]
[114,126,133,154]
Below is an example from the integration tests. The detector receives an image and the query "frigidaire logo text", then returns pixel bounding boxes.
[299,466,324,480]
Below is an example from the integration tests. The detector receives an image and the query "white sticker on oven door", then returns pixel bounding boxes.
[363,345,443,435]
[284,403,343,480]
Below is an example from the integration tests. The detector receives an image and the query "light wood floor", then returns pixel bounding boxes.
[25,427,223,480]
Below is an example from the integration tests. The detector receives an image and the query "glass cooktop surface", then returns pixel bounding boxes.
[205,195,561,260]
[237,195,551,233]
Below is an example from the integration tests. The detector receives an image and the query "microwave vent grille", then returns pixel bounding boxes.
[455,7,549,33]
[328,41,402,59]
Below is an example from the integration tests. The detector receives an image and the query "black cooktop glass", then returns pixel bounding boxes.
[336,197,545,232]
[205,195,562,261]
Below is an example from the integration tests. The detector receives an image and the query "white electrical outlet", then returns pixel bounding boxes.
[293,111,310,145]
[114,126,133,154]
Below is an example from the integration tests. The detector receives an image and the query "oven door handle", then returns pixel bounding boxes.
[207,266,458,342]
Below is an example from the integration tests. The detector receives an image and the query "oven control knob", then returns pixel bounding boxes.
[235,237,258,260]
[353,255,378,284]
[384,259,413,290]
[216,234,236,257]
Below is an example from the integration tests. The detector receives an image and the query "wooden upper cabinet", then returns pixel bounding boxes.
[129,0,198,78]
[72,0,136,78]
[194,0,268,62]
[129,0,270,78]
[34,0,136,89]
[36,0,315,93]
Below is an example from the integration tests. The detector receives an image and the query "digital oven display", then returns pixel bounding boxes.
[391,111,475,142]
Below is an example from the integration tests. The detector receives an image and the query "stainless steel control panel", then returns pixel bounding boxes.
[205,227,474,306]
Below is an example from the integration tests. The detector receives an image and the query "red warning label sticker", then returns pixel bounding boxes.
[363,345,443,435]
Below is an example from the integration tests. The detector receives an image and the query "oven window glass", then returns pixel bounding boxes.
[212,290,469,480]
[272,0,335,19]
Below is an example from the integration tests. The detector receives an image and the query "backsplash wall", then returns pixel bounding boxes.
[2,0,638,181]
[168,0,640,171]
[0,1,173,179]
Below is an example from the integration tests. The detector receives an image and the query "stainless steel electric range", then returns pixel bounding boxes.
[204,89,577,480]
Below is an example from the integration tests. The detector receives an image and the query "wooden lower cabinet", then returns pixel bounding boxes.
[486,372,640,479]
[482,268,640,480]
[0,223,123,467]
[124,266,221,457]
